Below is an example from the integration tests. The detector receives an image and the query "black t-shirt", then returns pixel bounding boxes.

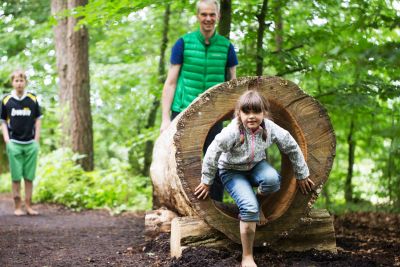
[1,92,42,143]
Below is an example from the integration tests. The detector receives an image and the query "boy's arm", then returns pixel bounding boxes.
[34,119,41,142]
[0,101,9,143]
[269,120,310,180]
[1,122,10,143]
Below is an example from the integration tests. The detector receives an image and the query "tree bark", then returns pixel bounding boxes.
[150,76,336,245]
[51,0,70,145]
[273,0,283,52]
[345,119,355,203]
[67,0,94,171]
[218,0,232,39]
[256,0,269,76]
[142,4,171,178]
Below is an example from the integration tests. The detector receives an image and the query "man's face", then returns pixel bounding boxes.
[12,76,27,93]
[197,2,219,34]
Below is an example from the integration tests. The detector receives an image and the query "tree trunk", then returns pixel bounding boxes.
[256,0,268,76]
[51,0,69,146]
[273,0,283,52]
[67,0,94,171]
[142,4,171,178]
[345,119,355,203]
[150,76,336,246]
[218,0,231,39]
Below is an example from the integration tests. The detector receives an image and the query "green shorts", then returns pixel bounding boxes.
[6,141,39,182]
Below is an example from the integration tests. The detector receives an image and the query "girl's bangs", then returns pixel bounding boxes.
[239,94,264,113]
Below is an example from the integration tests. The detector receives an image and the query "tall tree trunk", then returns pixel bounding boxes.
[51,0,70,146]
[218,0,231,39]
[345,119,355,203]
[142,4,171,177]
[273,0,283,52]
[67,0,94,171]
[256,0,268,76]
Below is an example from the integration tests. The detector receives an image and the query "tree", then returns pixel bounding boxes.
[52,0,94,171]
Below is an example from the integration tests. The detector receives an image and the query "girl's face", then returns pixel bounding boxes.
[239,110,264,131]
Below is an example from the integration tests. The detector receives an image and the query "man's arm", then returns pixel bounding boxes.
[1,122,10,143]
[227,66,236,80]
[34,119,41,142]
[160,64,181,132]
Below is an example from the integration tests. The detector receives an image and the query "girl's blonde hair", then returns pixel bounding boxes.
[10,69,27,82]
[235,90,270,144]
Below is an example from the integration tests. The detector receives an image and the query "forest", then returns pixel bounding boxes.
[0,0,399,265]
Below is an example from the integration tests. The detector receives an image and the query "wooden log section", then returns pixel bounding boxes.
[170,209,337,258]
[150,76,336,246]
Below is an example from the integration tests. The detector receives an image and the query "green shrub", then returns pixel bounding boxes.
[33,148,152,213]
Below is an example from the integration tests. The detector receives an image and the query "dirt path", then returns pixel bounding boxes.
[1,193,399,267]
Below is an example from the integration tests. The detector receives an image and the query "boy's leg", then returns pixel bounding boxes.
[22,142,39,215]
[12,181,24,216]
[24,180,38,215]
[240,221,257,267]
[6,142,25,215]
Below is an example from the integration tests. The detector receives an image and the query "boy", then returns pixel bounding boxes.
[1,70,42,216]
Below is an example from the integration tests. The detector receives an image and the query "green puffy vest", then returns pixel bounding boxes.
[171,30,230,112]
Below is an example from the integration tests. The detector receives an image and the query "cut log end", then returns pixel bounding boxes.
[150,76,336,245]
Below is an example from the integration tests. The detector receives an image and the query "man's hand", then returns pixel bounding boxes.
[160,118,171,133]
[194,182,210,199]
[297,177,315,195]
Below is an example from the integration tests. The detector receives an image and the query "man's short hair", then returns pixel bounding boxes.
[10,69,27,82]
[196,0,220,14]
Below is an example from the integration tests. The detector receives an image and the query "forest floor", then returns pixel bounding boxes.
[0,193,399,267]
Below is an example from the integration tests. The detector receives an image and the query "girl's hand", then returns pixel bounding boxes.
[297,177,315,194]
[194,183,210,199]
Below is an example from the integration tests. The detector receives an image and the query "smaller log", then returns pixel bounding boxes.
[145,208,178,239]
[170,209,337,258]
[170,217,233,258]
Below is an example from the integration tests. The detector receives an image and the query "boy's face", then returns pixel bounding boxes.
[239,110,265,131]
[12,76,27,92]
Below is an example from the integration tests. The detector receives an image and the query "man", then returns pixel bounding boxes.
[160,0,238,201]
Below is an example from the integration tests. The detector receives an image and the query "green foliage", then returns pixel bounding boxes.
[33,148,152,213]
[0,0,399,213]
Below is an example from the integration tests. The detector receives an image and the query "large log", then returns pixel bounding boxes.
[150,76,336,246]
[170,209,337,258]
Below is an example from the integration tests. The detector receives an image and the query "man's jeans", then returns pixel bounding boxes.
[219,160,281,222]
[171,111,224,201]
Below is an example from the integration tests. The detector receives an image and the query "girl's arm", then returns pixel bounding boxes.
[1,122,10,143]
[195,125,237,199]
[268,120,310,180]
[201,126,236,185]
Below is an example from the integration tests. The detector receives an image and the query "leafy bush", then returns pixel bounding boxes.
[33,148,152,213]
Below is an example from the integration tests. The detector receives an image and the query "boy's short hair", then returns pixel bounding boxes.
[196,0,220,14]
[10,69,27,82]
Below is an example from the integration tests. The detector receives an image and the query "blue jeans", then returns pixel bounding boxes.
[219,160,281,222]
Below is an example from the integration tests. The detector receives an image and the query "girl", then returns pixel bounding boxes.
[194,90,314,267]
